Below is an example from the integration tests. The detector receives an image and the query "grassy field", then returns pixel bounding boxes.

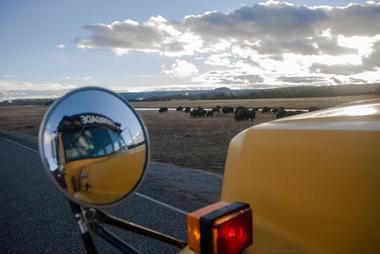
[1,95,379,172]
[140,111,274,171]
[0,105,46,136]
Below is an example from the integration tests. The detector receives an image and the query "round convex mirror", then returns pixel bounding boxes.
[39,87,149,207]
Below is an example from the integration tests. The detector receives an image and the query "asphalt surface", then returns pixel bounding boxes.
[0,130,223,254]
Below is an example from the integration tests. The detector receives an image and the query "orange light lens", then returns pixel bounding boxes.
[187,202,230,253]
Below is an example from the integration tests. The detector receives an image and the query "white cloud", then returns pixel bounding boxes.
[205,53,232,66]
[56,44,66,49]
[162,59,199,77]
[337,35,378,56]
[73,1,380,88]
[310,40,380,75]
[0,80,85,101]
[184,1,380,57]
[184,3,327,45]
[192,70,264,87]
[75,16,203,57]
[326,2,380,37]
[0,80,78,91]
[64,76,94,81]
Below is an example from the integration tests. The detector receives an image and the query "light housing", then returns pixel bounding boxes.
[187,201,253,254]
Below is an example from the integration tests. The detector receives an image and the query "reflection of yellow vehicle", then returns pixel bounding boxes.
[55,113,146,205]
[182,100,380,254]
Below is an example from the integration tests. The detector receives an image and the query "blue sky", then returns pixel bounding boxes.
[0,0,379,100]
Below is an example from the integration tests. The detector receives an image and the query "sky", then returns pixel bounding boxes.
[1,0,380,100]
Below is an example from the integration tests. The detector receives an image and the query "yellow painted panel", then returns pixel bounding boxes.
[222,127,380,254]
[64,145,146,204]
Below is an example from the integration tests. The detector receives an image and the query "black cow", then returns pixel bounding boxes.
[276,108,287,119]
[234,107,256,121]
[271,107,279,113]
[206,110,214,117]
[158,107,168,113]
[176,106,184,111]
[222,106,234,114]
[261,107,271,113]
[184,107,191,113]
[212,107,220,113]
[190,107,206,118]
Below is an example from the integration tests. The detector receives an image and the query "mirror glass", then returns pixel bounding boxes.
[39,87,149,207]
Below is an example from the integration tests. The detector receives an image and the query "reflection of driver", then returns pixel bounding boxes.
[65,130,96,160]
[57,113,125,163]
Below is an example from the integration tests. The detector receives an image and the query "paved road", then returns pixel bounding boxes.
[0,130,223,254]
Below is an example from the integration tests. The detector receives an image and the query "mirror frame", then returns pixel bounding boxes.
[38,86,150,207]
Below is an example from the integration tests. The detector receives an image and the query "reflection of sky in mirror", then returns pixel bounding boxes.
[43,89,145,171]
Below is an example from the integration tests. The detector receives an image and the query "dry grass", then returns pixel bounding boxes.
[1,95,379,172]
[0,105,46,136]
[140,111,274,172]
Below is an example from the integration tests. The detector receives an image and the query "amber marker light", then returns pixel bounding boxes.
[187,201,253,254]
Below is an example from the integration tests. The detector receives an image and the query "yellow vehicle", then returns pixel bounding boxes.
[54,113,146,205]
[183,99,380,254]
[39,87,379,254]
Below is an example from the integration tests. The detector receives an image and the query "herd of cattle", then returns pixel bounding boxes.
[158,105,320,121]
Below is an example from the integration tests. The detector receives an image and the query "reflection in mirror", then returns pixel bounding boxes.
[39,87,149,207]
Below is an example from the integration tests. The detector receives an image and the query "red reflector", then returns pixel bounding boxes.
[214,208,252,254]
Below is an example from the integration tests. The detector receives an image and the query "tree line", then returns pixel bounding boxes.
[205,83,380,100]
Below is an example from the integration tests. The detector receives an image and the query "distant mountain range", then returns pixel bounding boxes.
[119,87,246,101]
[1,83,379,105]
[119,83,380,101]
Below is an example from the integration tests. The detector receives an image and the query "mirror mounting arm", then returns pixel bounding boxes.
[88,209,188,249]
[69,202,98,254]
